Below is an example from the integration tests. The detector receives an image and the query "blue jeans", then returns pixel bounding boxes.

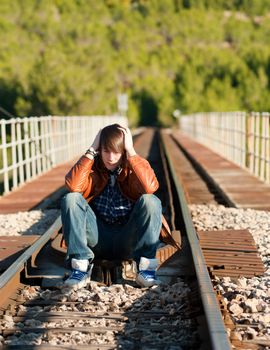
[61,192,162,265]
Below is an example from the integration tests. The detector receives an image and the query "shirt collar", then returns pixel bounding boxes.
[109,166,122,176]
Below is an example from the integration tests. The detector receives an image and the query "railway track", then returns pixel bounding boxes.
[0,128,267,349]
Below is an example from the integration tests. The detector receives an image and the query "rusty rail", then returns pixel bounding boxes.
[0,217,62,308]
[161,130,231,350]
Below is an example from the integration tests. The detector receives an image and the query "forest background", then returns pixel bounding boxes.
[1,0,270,126]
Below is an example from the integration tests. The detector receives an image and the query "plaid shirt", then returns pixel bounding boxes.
[91,168,134,224]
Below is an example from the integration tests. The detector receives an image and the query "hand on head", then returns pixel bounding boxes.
[117,126,135,156]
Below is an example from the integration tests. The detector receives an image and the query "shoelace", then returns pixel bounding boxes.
[69,269,87,281]
[139,270,156,281]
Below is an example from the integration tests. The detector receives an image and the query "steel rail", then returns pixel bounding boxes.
[161,131,231,350]
[0,216,62,307]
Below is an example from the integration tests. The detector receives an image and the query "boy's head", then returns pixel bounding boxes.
[99,124,125,171]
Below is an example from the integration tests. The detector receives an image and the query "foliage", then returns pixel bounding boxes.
[0,0,270,126]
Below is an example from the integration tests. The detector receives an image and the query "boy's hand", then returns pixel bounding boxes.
[118,127,136,157]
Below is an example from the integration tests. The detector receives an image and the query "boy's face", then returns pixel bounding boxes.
[101,148,122,171]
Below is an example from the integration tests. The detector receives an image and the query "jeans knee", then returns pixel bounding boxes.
[61,192,84,210]
[139,194,162,215]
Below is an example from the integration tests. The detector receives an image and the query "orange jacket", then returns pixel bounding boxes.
[65,154,178,248]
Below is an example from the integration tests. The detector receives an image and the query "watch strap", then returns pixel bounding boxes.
[85,148,98,157]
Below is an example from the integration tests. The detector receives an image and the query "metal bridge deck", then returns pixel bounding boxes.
[197,229,265,278]
[0,160,75,214]
[172,131,270,211]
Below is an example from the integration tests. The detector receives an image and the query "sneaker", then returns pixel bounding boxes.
[136,257,161,287]
[63,258,93,290]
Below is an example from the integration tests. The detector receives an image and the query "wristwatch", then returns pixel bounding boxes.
[85,147,98,158]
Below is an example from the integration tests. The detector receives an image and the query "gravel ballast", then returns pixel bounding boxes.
[0,204,269,347]
[0,281,200,347]
[190,204,270,346]
[0,209,60,236]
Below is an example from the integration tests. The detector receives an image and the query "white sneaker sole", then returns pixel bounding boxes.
[136,274,161,288]
[62,276,91,290]
[62,264,94,290]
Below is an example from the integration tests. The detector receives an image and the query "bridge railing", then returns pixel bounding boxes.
[0,115,127,195]
[179,112,270,184]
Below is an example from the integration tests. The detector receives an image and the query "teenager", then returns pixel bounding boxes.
[61,124,176,289]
